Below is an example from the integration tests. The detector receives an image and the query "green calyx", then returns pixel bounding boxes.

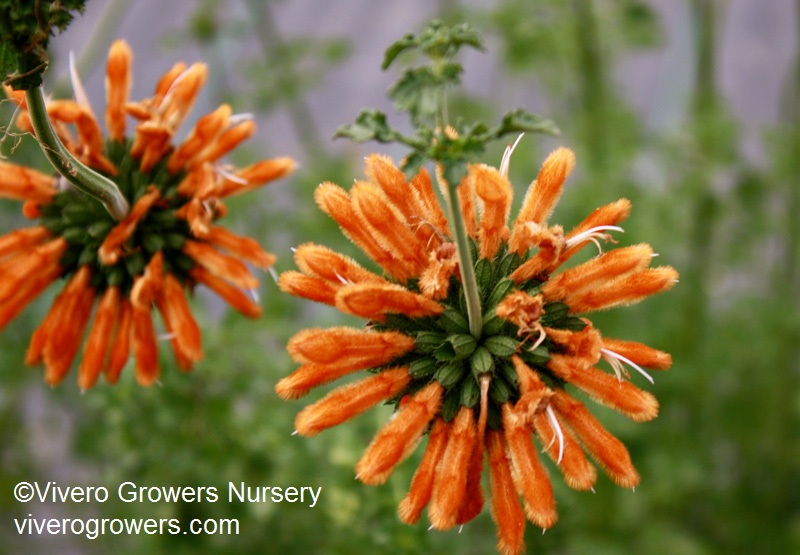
[40,139,194,293]
[1,0,88,90]
[373,239,586,430]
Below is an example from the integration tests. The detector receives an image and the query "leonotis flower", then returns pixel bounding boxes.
[277,145,677,554]
[0,40,293,388]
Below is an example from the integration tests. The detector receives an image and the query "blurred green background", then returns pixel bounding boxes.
[1,0,798,553]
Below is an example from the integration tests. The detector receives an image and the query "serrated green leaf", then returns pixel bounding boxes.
[487,278,516,308]
[449,334,477,359]
[469,346,494,377]
[460,377,480,408]
[474,257,494,294]
[415,331,445,354]
[434,360,466,388]
[491,108,560,138]
[438,307,470,334]
[483,335,519,357]
[408,357,438,379]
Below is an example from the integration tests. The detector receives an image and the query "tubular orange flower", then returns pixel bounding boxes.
[278,147,677,554]
[0,40,293,388]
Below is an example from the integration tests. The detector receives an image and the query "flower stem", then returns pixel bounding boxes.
[25,86,129,220]
[441,170,483,339]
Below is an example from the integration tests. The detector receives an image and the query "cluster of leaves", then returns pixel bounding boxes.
[334,20,559,187]
[0,0,87,89]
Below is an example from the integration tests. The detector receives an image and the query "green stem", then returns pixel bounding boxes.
[25,86,129,220]
[441,171,482,338]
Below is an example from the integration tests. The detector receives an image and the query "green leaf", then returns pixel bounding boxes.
[438,307,470,334]
[382,33,417,69]
[415,331,445,354]
[474,258,494,294]
[487,278,516,308]
[469,346,494,377]
[490,109,560,139]
[483,335,519,357]
[408,357,438,379]
[448,334,478,359]
[460,377,480,408]
[434,361,466,388]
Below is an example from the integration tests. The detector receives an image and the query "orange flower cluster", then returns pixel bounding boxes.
[0,40,293,389]
[278,147,677,554]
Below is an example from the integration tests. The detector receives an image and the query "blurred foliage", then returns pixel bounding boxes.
[1,0,799,554]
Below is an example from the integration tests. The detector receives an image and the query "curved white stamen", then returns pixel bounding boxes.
[601,348,654,384]
[267,266,279,284]
[229,112,255,125]
[215,165,249,185]
[334,271,349,285]
[545,405,565,464]
[69,52,93,113]
[565,225,624,252]
[249,288,261,303]
[500,133,525,177]
[527,325,547,352]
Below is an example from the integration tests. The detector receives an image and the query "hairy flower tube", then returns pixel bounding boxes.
[277,146,677,554]
[0,40,294,388]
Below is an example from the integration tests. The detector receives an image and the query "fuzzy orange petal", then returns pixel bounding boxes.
[0,161,56,204]
[205,226,275,268]
[429,406,478,530]
[105,39,132,141]
[0,227,51,260]
[552,389,639,487]
[473,164,512,260]
[355,382,443,485]
[42,268,95,385]
[549,199,632,271]
[512,147,575,233]
[78,286,120,390]
[601,338,672,370]
[501,403,558,529]
[351,181,427,276]
[190,266,261,318]
[294,243,387,286]
[287,327,414,365]
[167,104,231,173]
[295,367,412,436]
[98,186,161,265]
[549,354,659,422]
[487,430,526,555]
[542,244,654,300]
[398,418,449,524]
[278,271,338,306]
[217,158,296,197]
[335,282,443,319]
[563,266,679,313]
[158,274,203,370]
[531,410,597,491]
[105,298,133,383]
[183,239,258,290]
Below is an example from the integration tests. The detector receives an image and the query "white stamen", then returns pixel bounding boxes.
[216,165,249,185]
[632,487,636,493]
[290,247,297,253]
[291,430,298,436]
[601,348,654,384]
[565,225,624,252]
[458,525,464,533]
[267,266,279,285]
[249,288,261,303]
[69,52,92,112]
[500,133,525,177]
[428,525,435,531]
[157,332,177,341]
[545,405,565,464]
[542,529,547,535]
[590,487,596,494]
[229,112,254,125]
[334,272,349,285]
